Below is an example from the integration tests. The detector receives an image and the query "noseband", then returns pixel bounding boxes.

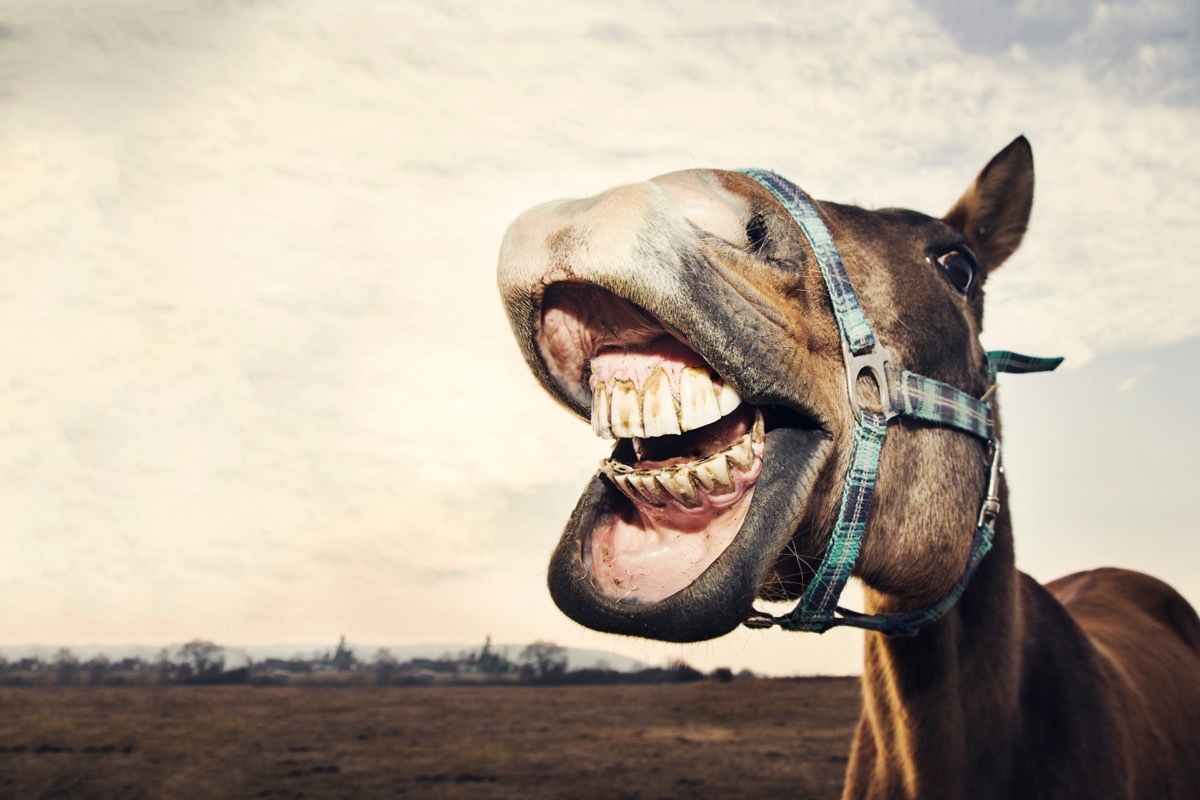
[739,170,1061,637]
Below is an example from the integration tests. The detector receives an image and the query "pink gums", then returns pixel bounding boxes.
[588,337,718,395]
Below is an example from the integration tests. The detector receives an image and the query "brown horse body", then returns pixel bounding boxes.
[497,139,1200,798]
[850,540,1200,798]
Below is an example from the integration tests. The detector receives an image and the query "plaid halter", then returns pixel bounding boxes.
[739,169,1062,637]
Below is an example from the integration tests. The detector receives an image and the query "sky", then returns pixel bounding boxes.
[1,0,1197,676]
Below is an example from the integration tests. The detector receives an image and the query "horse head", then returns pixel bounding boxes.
[497,138,1033,642]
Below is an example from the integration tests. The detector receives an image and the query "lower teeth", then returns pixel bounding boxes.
[600,409,764,509]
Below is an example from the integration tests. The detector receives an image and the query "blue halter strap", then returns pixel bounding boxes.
[739,169,1062,637]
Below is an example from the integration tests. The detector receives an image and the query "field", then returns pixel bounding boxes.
[0,678,860,799]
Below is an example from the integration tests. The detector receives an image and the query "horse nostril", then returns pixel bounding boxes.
[746,214,769,253]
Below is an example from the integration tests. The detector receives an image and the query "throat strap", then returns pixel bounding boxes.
[778,409,888,632]
[739,168,1061,637]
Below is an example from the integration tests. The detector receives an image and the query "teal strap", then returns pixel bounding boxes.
[824,520,995,636]
[741,169,876,354]
[784,410,887,632]
[885,351,1062,442]
[988,351,1064,375]
[886,364,992,441]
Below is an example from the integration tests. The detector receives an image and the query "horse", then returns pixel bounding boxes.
[496,137,1200,799]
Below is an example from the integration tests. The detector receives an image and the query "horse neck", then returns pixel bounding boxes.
[846,499,1027,800]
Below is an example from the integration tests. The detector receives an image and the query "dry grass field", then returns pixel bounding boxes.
[0,678,859,799]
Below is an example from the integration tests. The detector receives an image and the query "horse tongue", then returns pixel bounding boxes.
[594,469,755,594]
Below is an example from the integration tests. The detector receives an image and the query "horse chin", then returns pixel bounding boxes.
[548,421,831,643]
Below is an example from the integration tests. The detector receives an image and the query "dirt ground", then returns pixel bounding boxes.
[0,678,860,799]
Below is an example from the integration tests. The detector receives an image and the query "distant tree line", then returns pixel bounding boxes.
[0,636,755,687]
[0,641,248,687]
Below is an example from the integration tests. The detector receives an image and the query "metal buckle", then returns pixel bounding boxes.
[977,439,1003,528]
[743,612,781,630]
[842,340,898,420]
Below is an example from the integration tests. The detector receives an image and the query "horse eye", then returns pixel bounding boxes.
[935,250,976,293]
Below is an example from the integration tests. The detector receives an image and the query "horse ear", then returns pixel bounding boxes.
[943,136,1034,275]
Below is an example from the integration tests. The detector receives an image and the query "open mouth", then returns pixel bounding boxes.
[535,283,832,640]
[590,340,766,602]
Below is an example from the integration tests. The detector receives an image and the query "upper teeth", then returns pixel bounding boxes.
[591,365,741,439]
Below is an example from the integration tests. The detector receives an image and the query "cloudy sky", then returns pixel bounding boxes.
[1,0,1197,675]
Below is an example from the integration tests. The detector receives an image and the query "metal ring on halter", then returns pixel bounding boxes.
[842,340,898,421]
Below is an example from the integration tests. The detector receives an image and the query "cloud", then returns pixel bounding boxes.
[915,0,1200,105]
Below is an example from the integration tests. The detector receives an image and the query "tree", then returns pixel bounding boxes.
[53,648,79,686]
[372,648,400,684]
[85,655,111,685]
[115,656,147,673]
[665,659,703,682]
[476,635,513,675]
[710,667,734,683]
[331,636,356,672]
[519,640,567,682]
[155,648,174,684]
[177,640,224,681]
